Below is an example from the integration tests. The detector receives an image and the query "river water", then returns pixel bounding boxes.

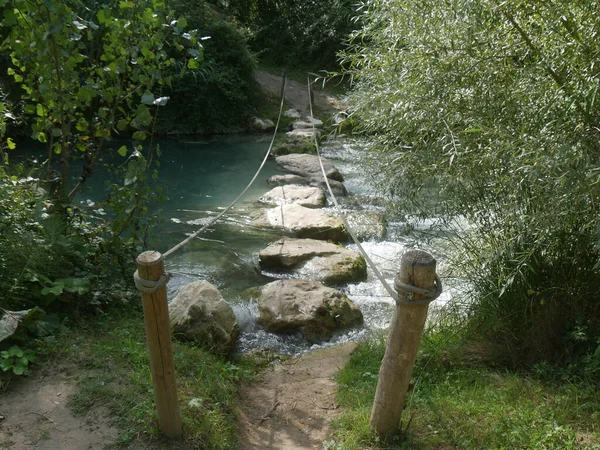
[77,134,456,355]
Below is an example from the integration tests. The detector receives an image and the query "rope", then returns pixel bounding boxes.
[162,73,288,259]
[134,270,172,294]
[306,77,441,306]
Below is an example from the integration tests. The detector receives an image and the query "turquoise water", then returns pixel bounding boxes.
[71,134,458,354]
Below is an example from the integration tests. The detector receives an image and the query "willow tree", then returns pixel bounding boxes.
[342,0,600,365]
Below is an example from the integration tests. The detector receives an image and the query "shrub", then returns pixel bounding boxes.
[341,0,600,367]
[158,0,258,134]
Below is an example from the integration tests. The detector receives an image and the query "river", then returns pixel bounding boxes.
[74,134,456,355]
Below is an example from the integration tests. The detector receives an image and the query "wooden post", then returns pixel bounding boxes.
[135,251,182,438]
[369,249,437,437]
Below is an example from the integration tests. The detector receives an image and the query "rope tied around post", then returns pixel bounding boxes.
[393,274,443,306]
[134,270,172,294]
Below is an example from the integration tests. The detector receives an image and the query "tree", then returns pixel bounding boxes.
[342,0,600,365]
[1,0,202,203]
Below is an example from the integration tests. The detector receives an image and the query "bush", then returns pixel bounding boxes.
[341,0,600,367]
[158,0,258,134]
[0,164,139,315]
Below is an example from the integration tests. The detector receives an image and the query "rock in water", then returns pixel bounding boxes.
[311,177,348,197]
[259,185,326,208]
[252,117,275,132]
[345,210,387,240]
[266,174,347,197]
[266,174,311,187]
[276,154,344,182]
[284,108,302,119]
[258,279,363,343]
[169,281,239,355]
[259,237,367,285]
[252,204,348,242]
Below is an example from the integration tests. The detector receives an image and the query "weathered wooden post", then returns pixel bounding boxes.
[370,249,441,437]
[134,251,182,438]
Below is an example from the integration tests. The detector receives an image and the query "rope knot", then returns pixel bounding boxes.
[134,270,172,294]
[393,275,443,306]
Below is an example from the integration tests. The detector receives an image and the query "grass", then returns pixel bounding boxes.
[53,307,259,449]
[327,331,600,449]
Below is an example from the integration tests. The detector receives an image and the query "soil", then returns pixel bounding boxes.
[0,367,118,450]
[254,70,345,119]
[237,342,357,450]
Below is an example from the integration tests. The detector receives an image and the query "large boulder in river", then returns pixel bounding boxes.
[259,185,326,208]
[259,237,366,285]
[258,279,363,343]
[169,281,239,355]
[276,154,343,182]
[252,204,348,242]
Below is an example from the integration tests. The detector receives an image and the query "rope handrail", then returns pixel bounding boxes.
[305,77,441,305]
[162,74,288,259]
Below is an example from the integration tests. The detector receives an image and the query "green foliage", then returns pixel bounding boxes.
[1,0,202,200]
[0,345,37,375]
[0,162,148,316]
[227,0,357,70]
[341,0,600,365]
[0,1,196,320]
[157,0,258,134]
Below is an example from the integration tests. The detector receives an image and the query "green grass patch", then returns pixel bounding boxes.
[328,331,600,449]
[57,308,258,449]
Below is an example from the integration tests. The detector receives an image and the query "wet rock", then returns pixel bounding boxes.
[259,237,367,285]
[286,128,323,140]
[266,174,311,187]
[169,281,239,355]
[246,347,289,367]
[266,174,347,197]
[258,279,363,343]
[272,135,315,156]
[252,117,275,132]
[284,108,302,119]
[305,116,324,127]
[312,178,348,197]
[260,185,326,208]
[276,154,343,182]
[292,121,318,130]
[252,204,348,242]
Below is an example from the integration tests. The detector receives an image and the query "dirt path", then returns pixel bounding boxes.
[255,70,344,119]
[0,368,118,450]
[237,342,357,450]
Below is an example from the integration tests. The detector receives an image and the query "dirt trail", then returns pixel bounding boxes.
[0,368,118,450]
[237,342,357,450]
[255,70,343,119]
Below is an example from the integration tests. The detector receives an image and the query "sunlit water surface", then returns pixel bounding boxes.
[75,135,460,355]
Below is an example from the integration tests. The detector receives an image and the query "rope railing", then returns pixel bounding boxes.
[305,77,441,306]
[133,73,287,438]
[135,71,443,439]
[162,73,288,259]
